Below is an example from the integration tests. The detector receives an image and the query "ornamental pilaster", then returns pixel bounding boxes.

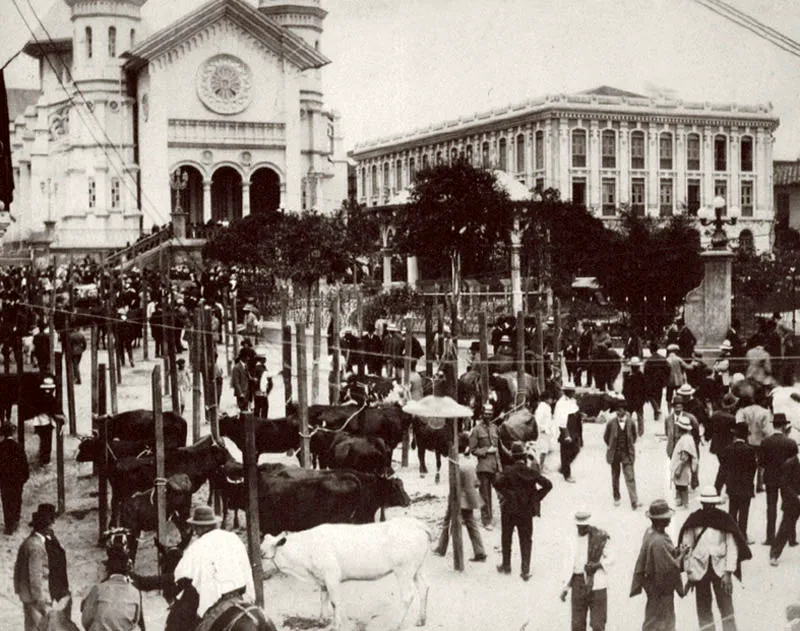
[558,119,569,195]
[703,127,714,205]
[619,122,630,204]
[756,128,768,216]
[647,127,659,211]
[730,128,740,211]
[202,180,211,222]
[676,124,686,209]
[589,121,601,208]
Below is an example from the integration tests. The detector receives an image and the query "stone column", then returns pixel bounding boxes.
[756,128,768,217]
[241,181,251,216]
[683,249,734,350]
[589,121,600,209]
[406,256,418,289]
[558,119,569,196]
[544,121,553,189]
[619,122,630,204]
[202,180,211,222]
[525,126,533,187]
[703,127,714,204]
[676,124,686,209]
[730,129,740,212]
[647,127,659,213]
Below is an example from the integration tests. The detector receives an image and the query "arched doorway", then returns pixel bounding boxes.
[250,167,281,214]
[211,166,242,222]
[170,165,204,226]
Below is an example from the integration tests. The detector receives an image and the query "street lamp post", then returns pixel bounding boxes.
[697,195,740,250]
[170,168,189,239]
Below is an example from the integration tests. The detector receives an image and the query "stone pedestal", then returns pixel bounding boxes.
[171,211,187,240]
[684,249,734,350]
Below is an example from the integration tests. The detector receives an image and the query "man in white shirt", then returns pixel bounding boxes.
[677,486,752,631]
[534,391,556,472]
[173,506,255,626]
[560,510,613,631]
[554,382,581,483]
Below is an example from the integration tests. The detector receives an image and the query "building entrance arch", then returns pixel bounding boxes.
[250,167,281,214]
[211,166,243,222]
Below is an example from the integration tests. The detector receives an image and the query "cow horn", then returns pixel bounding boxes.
[225,476,244,486]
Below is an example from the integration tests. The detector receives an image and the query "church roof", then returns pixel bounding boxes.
[124,0,329,73]
[578,85,646,99]
[23,0,73,57]
[7,89,40,120]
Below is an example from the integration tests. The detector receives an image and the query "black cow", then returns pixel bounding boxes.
[215,461,287,529]
[218,414,300,456]
[257,468,410,535]
[105,436,229,525]
[326,434,389,475]
[410,417,449,483]
[120,473,193,562]
[76,434,184,463]
[93,410,188,448]
[576,391,619,421]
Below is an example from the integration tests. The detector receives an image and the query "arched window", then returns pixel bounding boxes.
[740,136,753,172]
[466,144,473,164]
[659,132,673,170]
[382,162,389,195]
[601,129,616,168]
[482,141,490,168]
[360,169,366,198]
[630,130,645,169]
[395,159,402,190]
[422,154,429,170]
[687,133,701,171]
[370,165,377,196]
[130,29,136,48]
[534,130,544,170]
[86,27,93,59]
[436,151,443,164]
[516,133,525,173]
[738,229,754,253]
[409,157,416,183]
[450,147,458,163]
[498,138,507,171]
[571,129,586,168]
[108,27,116,57]
[714,135,727,171]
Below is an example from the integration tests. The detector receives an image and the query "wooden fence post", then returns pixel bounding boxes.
[402,318,412,467]
[281,299,293,406]
[516,311,526,406]
[425,299,434,379]
[54,352,65,516]
[107,327,119,415]
[449,417,463,571]
[63,329,77,436]
[244,413,264,606]
[312,300,321,405]
[330,295,340,405]
[97,365,108,544]
[152,366,167,566]
[295,323,311,469]
[192,309,202,443]
[479,312,490,408]
[168,311,180,414]
[536,307,545,393]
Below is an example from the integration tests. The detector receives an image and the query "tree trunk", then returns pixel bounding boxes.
[450,251,461,328]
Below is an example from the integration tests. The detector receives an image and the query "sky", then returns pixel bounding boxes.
[3,0,800,158]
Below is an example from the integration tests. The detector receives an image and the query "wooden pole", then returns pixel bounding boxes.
[330,295,340,405]
[49,259,56,375]
[91,324,99,415]
[553,297,562,387]
[448,417,463,571]
[244,413,264,606]
[107,326,119,415]
[192,309,202,442]
[312,299,321,404]
[231,294,239,367]
[152,365,167,561]
[425,298,434,379]
[295,323,311,469]
[54,352,65,515]
[536,308,545,393]
[516,311,526,406]
[141,282,149,361]
[63,332,77,437]
[479,312,490,406]
[402,318,412,467]
[447,307,458,400]
[281,298,293,405]
[97,365,108,543]
[222,295,231,376]
[356,292,365,378]
[203,308,219,441]
[168,310,180,414]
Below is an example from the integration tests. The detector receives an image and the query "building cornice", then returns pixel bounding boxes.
[350,93,779,161]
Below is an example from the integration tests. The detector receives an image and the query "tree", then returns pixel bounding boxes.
[393,161,515,311]
[337,199,382,284]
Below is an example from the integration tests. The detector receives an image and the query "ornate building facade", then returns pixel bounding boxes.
[6,0,347,256]
[350,86,779,252]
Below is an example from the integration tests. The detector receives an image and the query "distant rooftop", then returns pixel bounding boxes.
[578,85,646,99]
[775,160,800,187]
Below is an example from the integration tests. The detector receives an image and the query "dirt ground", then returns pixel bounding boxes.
[1,334,799,631]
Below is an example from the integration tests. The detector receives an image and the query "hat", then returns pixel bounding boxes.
[731,422,749,438]
[699,485,723,504]
[674,417,692,432]
[719,339,733,352]
[30,503,56,529]
[482,402,494,416]
[774,413,790,427]
[692,351,703,359]
[510,441,526,459]
[629,356,642,367]
[40,375,56,390]
[386,323,399,332]
[574,510,591,525]
[667,343,679,352]
[0,423,15,437]
[721,392,739,410]
[676,384,695,397]
[187,505,222,527]
[469,341,481,353]
[645,499,674,521]
[176,358,186,366]
[612,394,628,409]
[546,316,555,325]
[499,334,512,344]
[731,372,745,385]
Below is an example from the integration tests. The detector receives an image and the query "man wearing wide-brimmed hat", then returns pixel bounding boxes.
[761,412,798,546]
[560,509,612,631]
[716,422,757,543]
[173,505,254,628]
[555,381,582,483]
[678,486,751,631]
[630,500,687,631]
[669,416,698,509]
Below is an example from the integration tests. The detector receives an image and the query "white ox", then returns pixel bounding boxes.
[261,517,431,630]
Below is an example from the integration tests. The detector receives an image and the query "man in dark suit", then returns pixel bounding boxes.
[717,422,758,543]
[761,413,798,546]
[603,395,640,509]
[770,449,800,566]
[14,505,53,631]
[230,351,250,412]
[0,423,29,534]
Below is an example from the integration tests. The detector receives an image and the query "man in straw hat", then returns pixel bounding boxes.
[32,374,64,466]
[560,509,612,631]
[555,381,582,483]
[173,505,254,628]
[669,415,698,509]
[630,499,687,631]
[493,441,552,580]
[716,422,757,543]
[761,412,798,546]
[678,486,751,631]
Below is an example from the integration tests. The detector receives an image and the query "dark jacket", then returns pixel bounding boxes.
[622,371,646,409]
[707,410,735,457]
[0,437,29,487]
[762,433,799,488]
[604,414,637,464]
[643,355,670,396]
[492,461,552,516]
[779,456,800,513]
[718,439,757,497]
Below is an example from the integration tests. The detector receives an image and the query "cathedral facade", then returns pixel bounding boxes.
[6,0,347,255]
